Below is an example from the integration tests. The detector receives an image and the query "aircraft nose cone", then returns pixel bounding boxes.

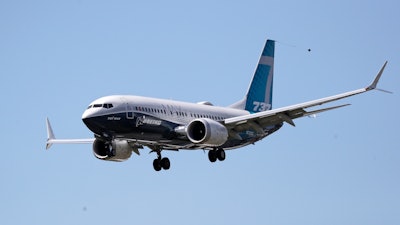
[82,109,92,120]
[82,110,92,128]
[82,107,99,127]
[82,109,101,135]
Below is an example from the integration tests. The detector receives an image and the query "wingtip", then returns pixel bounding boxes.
[45,142,52,150]
[46,117,55,150]
[367,61,388,90]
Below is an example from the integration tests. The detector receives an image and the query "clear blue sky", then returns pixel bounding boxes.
[1,1,399,224]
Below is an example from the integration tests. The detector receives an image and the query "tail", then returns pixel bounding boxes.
[229,39,275,113]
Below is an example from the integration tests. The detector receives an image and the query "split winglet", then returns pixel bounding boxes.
[367,61,388,91]
[46,118,55,149]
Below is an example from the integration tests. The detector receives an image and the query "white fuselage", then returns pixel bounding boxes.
[81,95,270,151]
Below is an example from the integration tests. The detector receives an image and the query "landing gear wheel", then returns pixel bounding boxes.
[216,149,226,161]
[161,157,170,170]
[153,158,162,171]
[152,149,171,171]
[208,150,217,163]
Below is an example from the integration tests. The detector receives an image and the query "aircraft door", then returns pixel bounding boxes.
[126,103,134,119]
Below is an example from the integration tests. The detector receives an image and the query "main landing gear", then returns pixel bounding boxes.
[151,148,226,171]
[152,150,170,171]
[208,148,226,163]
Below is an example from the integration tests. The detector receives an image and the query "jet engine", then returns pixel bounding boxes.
[92,139,132,162]
[186,118,228,147]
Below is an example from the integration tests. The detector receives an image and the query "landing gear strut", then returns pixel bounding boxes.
[208,148,226,163]
[152,150,170,171]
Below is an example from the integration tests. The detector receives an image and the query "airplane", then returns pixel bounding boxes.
[46,39,388,171]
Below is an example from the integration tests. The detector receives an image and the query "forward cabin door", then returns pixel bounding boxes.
[122,97,134,119]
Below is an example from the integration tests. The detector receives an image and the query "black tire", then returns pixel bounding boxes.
[216,149,226,161]
[153,158,162,171]
[208,150,217,163]
[161,157,171,170]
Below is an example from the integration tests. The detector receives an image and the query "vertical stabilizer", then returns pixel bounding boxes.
[230,39,275,113]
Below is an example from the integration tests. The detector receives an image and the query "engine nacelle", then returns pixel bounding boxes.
[93,139,132,162]
[186,118,228,147]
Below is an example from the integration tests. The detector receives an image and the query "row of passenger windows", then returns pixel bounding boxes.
[135,106,167,114]
[86,103,226,120]
[87,103,114,109]
[135,106,226,121]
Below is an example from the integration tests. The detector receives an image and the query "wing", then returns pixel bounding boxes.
[45,118,95,149]
[45,118,184,153]
[224,61,388,132]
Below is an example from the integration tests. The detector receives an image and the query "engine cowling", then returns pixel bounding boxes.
[93,139,133,162]
[186,118,228,147]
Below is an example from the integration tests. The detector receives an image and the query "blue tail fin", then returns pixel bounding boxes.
[230,39,275,113]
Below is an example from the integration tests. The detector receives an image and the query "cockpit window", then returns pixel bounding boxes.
[90,103,113,109]
[103,103,113,109]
